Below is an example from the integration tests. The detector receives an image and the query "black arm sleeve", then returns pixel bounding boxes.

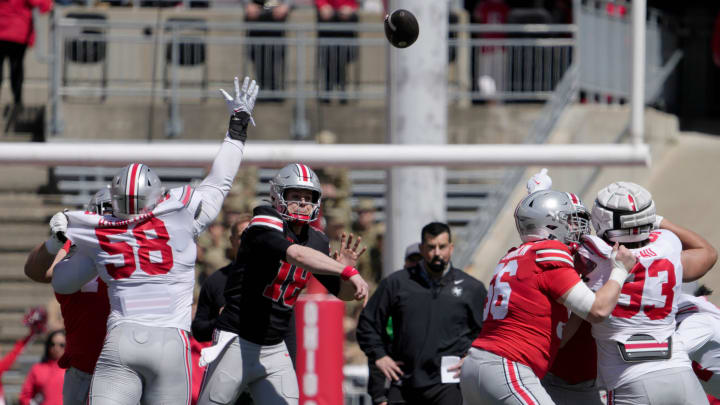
[192,281,219,342]
[356,278,394,362]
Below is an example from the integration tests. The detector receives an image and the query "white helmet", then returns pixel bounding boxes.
[515,190,590,245]
[86,186,113,215]
[110,163,164,219]
[591,181,656,243]
[269,163,322,223]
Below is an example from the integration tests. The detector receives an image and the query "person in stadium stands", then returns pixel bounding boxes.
[465,0,509,104]
[676,287,720,399]
[0,307,46,405]
[19,330,66,405]
[32,75,258,405]
[196,163,369,405]
[23,187,113,405]
[357,223,487,405]
[0,0,52,131]
[457,188,635,404]
[577,182,716,405]
[243,0,292,99]
[315,0,359,102]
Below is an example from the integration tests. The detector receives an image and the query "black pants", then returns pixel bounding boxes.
[246,10,286,93]
[316,12,358,93]
[388,382,463,405]
[0,40,27,105]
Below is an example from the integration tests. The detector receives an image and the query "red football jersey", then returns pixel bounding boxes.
[55,277,110,374]
[549,320,597,384]
[473,240,581,378]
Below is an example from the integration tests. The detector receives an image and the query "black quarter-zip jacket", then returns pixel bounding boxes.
[357,262,487,388]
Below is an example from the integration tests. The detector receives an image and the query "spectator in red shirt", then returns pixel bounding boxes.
[315,0,359,103]
[0,308,46,405]
[24,188,112,405]
[19,330,66,405]
[0,0,52,130]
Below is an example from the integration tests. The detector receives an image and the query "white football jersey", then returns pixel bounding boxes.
[676,294,720,396]
[63,136,245,332]
[66,186,201,331]
[578,230,690,390]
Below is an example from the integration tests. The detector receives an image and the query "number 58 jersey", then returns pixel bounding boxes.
[65,186,201,332]
[472,239,582,378]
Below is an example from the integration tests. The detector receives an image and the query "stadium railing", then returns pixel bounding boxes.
[45,8,576,138]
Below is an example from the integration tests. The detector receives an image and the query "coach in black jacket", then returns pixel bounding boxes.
[357,222,487,405]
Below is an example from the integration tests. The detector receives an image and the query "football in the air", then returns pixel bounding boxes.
[384,9,419,49]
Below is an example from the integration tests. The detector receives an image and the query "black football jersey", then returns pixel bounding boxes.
[215,205,341,345]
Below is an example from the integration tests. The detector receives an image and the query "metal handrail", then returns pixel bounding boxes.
[452,63,579,270]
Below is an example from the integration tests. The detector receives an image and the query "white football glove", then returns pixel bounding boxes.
[45,211,68,254]
[526,168,552,194]
[220,76,259,126]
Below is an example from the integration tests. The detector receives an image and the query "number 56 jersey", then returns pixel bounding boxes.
[65,186,202,332]
[472,239,582,378]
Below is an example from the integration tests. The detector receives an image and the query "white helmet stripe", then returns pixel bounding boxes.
[296,164,309,182]
[127,163,142,215]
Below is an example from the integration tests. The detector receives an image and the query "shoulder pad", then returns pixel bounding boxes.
[167,186,194,206]
[581,235,612,259]
[247,205,285,233]
[530,240,574,270]
[310,227,330,244]
[66,210,103,228]
[165,185,202,219]
[650,229,681,248]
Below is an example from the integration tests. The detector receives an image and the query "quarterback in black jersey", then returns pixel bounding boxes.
[197,163,369,405]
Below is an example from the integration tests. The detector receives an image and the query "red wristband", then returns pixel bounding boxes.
[341,266,359,281]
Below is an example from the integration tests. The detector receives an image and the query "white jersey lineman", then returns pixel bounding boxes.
[579,231,708,404]
[676,293,720,397]
[56,135,245,405]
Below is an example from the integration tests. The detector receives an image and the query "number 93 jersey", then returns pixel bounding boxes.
[472,239,582,378]
[578,230,688,390]
[65,186,200,332]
